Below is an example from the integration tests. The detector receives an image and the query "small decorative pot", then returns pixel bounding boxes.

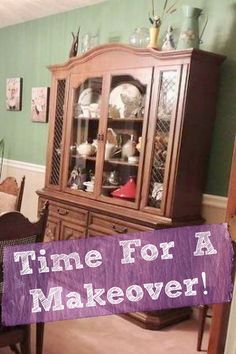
[107,171,120,186]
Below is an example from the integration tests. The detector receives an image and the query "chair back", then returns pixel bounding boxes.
[0,176,25,212]
[0,202,48,298]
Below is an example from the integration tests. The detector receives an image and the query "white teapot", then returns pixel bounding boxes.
[76,141,96,157]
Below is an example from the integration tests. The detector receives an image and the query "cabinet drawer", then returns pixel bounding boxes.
[50,202,88,226]
[44,217,60,242]
[61,221,86,241]
[87,227,113,238]
[88,212,152,236]
[38,198,88,226]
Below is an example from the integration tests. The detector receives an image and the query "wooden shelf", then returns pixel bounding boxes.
[105,158,139,167]
[73,116,100,120]
[71,155,96,161]
[108,117,143,122]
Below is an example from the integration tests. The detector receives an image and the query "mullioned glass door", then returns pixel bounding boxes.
[140,66,182,215]
[63,75,104,197]
[97,68,153,209]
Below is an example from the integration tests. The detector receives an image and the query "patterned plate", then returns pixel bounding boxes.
[109,83,142,119]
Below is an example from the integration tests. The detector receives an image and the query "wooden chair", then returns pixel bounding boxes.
[0,202,49,354]
[0,176,25,213]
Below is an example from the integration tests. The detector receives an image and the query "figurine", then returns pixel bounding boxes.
[69,27,80,58]
[136,137,142,153]
[68,166,86,189]
[162,25,176,51]
[107,171,120,186]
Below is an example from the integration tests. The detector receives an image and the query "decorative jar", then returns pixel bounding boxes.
[129,28,150,48]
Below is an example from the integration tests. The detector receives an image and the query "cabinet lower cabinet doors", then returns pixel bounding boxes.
[61,221,86,240]
[44,217,60,242]
[49,203,88,227]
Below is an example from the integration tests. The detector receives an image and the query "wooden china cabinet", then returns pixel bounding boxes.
[37,44,225,329]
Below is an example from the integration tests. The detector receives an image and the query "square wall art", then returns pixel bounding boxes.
[6,77,22,111]
[31,87,49,123]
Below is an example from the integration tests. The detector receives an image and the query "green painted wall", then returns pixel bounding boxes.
[0,0,235,196]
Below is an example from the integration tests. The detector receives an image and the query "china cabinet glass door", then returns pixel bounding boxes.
[97,69,153,208]
[63,75,103,196]
[141,66,181,214]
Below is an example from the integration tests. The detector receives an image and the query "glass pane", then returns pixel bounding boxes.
[148,71,178,209]
[50,79,66,186]
[101,74,146,203]
[67,77,102,193]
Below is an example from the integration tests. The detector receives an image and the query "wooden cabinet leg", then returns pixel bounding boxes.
[20,325,31,354]
[197,305,208,351]
[36,322,45,354]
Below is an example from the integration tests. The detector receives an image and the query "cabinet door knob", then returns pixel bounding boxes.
[97,133,105,142]
[57,208,68,216]
[112,224,128,234]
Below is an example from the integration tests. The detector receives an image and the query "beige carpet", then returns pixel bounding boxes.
[0,314,210,354]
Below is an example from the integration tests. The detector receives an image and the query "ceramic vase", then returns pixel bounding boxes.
[148,27,160,49]
[122,135,136,160]
[177,5,207,50]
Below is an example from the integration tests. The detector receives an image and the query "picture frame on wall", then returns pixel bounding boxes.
[31,87,50,123]
[6,77,23,111]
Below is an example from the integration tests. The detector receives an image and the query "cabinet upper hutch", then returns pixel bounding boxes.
[38,44,225,328]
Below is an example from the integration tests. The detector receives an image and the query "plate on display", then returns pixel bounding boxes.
[78,87,101,106]
[109,83,142,119]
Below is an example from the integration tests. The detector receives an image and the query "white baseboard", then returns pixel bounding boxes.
[3,158,45,173]
[202,193,227,209]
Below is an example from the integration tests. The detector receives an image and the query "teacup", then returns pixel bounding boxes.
[128,156,139,164]
[89,103,99,118]
[83,181,94,192]
[81,105,91,118]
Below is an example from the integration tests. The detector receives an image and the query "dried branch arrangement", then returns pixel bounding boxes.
[149,0,177,28]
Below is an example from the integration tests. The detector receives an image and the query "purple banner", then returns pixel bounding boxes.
[2,223,233,326]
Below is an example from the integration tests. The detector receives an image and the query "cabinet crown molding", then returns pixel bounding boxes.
[48,43,226,72]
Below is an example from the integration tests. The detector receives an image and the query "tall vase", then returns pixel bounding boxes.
[148,27,160,49]
[177,5,206,50]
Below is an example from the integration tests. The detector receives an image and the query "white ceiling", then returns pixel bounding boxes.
[0,0,107,29]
